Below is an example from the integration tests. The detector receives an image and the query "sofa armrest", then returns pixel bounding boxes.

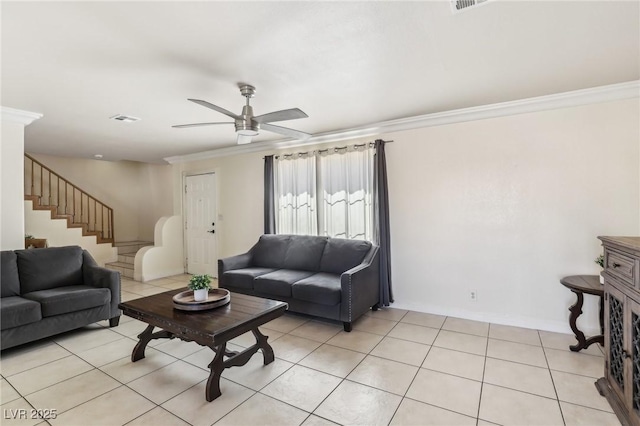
[340,245,380,323]
[82,251,121,320]
[218,252,252,277]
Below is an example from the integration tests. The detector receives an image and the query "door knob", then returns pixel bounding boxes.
[207,230,215,234]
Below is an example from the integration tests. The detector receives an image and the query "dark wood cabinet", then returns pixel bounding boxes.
[597,236,640,426]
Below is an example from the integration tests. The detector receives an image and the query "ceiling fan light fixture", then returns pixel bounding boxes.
[235,118,259,137]
[236,129,258,136]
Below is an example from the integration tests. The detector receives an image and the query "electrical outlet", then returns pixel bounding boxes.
[470,290,478,301]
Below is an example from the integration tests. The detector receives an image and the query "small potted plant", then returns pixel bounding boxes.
[595,254,605,284]
[188,274,212,302]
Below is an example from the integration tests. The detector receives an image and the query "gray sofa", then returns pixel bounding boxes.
[218,234,380,331]
[1,246,121,350]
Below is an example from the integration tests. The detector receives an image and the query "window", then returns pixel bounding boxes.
[274,154,317,236]
[274,145,375,241]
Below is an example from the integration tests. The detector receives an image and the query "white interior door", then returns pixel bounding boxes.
[185,173,218,277]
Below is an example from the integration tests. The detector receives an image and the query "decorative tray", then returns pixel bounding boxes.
[172,289,230,311]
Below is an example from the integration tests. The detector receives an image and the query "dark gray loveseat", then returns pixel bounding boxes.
[218,234,380,331]
[1,246,121,350]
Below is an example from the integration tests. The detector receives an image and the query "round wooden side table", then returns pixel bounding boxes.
[560,275,604,352]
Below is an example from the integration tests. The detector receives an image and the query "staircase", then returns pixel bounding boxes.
[105,241,153,279]
[24,154,114,245]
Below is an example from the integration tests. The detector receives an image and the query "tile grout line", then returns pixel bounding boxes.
[542,339,567,426]
[386,317,446,425]
[12,342,160,424]
[276,308,409,425]
[379,315,412,426]
[475,323,491,425]
[1,285,610,425]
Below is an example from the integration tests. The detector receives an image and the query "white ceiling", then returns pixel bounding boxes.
[2,1,639,164]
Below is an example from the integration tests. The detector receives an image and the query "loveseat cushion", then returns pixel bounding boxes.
[283,236,327,271]
[292,273,342,306]
[319,238,372,275]
[223,268,277,290]
[1,251,20,298]
[17,246,84,293]
[0,297,42,330]
[22,285,110,317]
[254,269,315,298]
[252,235,291,268]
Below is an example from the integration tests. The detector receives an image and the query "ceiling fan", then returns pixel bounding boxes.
[173,84,311,145]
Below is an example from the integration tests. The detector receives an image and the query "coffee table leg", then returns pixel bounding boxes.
[132,324,155,361]
[569,290,587,351]
[132,325,174,362]
[206,343,226,402]
[252,328,274,365]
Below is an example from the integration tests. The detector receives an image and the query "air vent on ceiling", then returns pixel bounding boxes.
[451,0,490,13]
[109,114,140,123]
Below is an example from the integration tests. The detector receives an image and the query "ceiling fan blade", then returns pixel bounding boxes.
[260,123,311,140]
[172,122,233,128]
[253,108,308,124]
[237,134,253,145]
[188,99,241,120]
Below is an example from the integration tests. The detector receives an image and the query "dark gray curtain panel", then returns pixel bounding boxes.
[375,139,393,306]
[264,155,276,234]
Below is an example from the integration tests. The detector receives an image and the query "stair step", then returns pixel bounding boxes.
[118,254,136,264]
[114,240,153,247]
[106,261,134,270]
[24,157,115,249]
[114,240,153,255]
[105,261,134,279]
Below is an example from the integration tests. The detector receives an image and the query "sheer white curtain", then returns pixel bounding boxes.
[274,154,318,235]
[318,146,375,241]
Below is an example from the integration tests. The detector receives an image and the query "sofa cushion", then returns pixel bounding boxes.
[22,285,110,317]
[282,236,327,271]
[222,268,277,290]
[254,269,315,298]
[0,296,42,330]
[17,246,84,293]
[292,273,342,306]
[1,251,20,297]
[319,238,372,275]
[252,235,291,269]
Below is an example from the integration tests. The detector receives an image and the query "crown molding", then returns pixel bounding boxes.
[164,80,640,164]
[1,106,43,125]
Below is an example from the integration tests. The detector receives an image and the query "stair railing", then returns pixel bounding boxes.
[24,154,114,242]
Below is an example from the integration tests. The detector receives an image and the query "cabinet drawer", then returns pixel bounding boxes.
[606,249,636,287]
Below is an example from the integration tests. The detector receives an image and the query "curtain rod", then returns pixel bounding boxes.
[264,139,393,160]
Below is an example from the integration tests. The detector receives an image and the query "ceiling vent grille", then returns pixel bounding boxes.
[109,114,140,123]
[451,0,490,13]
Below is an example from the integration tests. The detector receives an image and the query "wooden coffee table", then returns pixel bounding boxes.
[118,289,287,401]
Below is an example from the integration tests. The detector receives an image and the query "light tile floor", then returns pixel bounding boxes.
[0,274,620,426]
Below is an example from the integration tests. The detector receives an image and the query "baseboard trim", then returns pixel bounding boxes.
[390,300,600,336]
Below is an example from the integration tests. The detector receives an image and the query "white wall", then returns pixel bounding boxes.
[1,108,42,250]
[173,97,639,334]
[385,99,639,334]
[173,153,266,258]
[1,121,25,249]
[30,154,173,242]
[137,164,175,241]
[135,215,184,282]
